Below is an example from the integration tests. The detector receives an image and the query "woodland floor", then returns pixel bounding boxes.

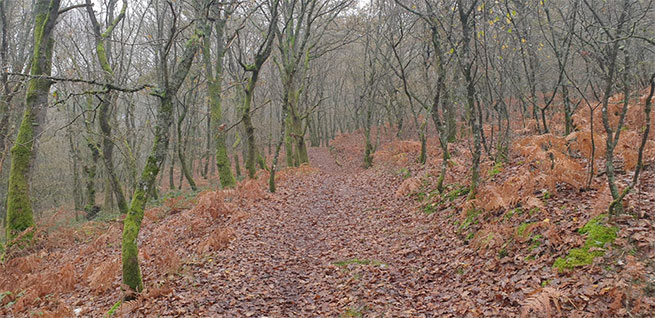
[2,129,655,317]
[146,148,456,316]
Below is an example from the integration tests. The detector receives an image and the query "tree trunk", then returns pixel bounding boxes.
[363,101,373,168]
[168,156,175,190]
[122,26,202,294]
[457,0,481,197]
[0,0,16,175]
[85,0,129,214]
[176,99,197,191]
[269,105,288,192]
[83,141,100,218]
[5,0,60,246]
[202,18,235,188]
[243,77,258,178]
[234,153,241,178]
[418,120,427,164]
[285,115,294,167]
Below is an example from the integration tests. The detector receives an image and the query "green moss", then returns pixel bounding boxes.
[553,247,596,270]
[481,233,494,246]
[530,234,543,251]
[4,35,55,245]
[516,222,533,238]
[257,153,267,171]
[553,214,617,272]
[215,132,235,188]
[234,154,241,177]
[487,161,503,177]
[123,154,163,293]
[460,208,481,231]
[579,214,618,249]
[413,191,427,201]
[503,209,514,221]
[96,43,113,74]
[342,307,366,318]
[421,202,437,215]
[105,300,122,317]
[542,190,552,200]
[333,258,385,268]
[397,168,411,179]
[446,184,470,201]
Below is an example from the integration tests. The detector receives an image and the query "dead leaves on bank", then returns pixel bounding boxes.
[0,176,259,316]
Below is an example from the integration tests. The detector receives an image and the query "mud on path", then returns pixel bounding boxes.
[149,147,461,317]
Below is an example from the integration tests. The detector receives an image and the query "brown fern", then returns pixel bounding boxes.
[88,258,119,295]
[395,177,422,197]
[521,287,563,318]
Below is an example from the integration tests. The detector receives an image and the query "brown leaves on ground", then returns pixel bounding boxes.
[3,97,655,316]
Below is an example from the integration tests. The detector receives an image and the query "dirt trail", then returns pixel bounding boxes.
[152,147,456,317]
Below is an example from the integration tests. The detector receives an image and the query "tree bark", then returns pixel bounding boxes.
[5,0,60,246]
[85,0,129,214]
[202,17,235,188]
[122,24,203,294]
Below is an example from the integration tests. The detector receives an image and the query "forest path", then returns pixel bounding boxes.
[163,147,453,317]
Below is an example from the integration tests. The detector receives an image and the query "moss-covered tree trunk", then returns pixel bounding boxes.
[83,141,100,217]
[176,99,197,191]
[168,155,175,190]
[201,17,235,188]
[234,153,241,178]
[121,25,203,294]
[418,120,427,165]
[363,101,373,168]
[85,0,128,214]
[242,78,258,179]
[428,24,451,192]
[5,0,60,246]
[563,85,574,136]
[308,115,320,147]
[289,110,309,165]
[284,116,294,167]
[240,0,278,178]
[294,122,309,165]
[457,1,481,197]
[280,76,299,167]
[269,105,288,192]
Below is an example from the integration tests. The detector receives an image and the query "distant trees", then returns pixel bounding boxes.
[576,0,655,214]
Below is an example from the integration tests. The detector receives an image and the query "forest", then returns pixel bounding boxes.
[0,0,655,316]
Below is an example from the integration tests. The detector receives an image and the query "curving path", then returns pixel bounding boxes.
[150,148,469,317]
